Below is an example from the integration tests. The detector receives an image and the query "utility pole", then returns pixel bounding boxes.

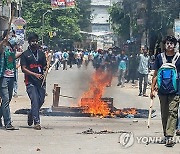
[42,10,52,45]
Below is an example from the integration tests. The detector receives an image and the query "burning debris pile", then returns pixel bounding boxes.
[80,70,111,117]
[79,70,155,118]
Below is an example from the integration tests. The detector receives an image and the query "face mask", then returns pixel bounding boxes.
[109,51,112,54]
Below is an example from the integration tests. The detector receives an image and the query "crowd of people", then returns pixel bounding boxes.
[0,30,180,147]
[45,46,154,93]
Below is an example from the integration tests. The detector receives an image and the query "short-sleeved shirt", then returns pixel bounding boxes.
[0,46,16,78]
[154,52,180,95]
[118,55,128,70]
[138,54,150,74]
[20,48,47,86]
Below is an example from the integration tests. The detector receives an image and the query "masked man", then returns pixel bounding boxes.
[20,33,47,130]
[0,29,22,130]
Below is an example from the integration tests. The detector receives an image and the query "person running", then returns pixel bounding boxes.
[150,36,180,147]
[0,29,22,130]
[20,32,47,130]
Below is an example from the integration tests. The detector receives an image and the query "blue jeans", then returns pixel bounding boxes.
[0,77,14,126]
[13,70,18,95]
[26,84,45,125]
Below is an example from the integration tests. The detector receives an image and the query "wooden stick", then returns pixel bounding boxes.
[41,51,53,87]
[0,7,15,47]
[147,98,154,128]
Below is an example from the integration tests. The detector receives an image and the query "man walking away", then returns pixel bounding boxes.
[138,46,150,97]
[150,36,180,147]
[62,50,69,70]
[20,32,47,130]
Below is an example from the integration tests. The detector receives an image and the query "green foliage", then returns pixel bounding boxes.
[22,0,91,47]
[109,0,180,52]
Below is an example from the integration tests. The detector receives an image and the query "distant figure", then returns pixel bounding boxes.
[137,46,150,97]
[117,50,128,87]
[126,52,138,84]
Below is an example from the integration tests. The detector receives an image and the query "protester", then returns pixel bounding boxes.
[20,32,47,130]
[62,50,69,70]
[117,50,128,87]
[105,49,117,87]
[68,50,74,68]
[0,29,22,130]
[150,36,180,147]
[137,46,150,97]
[126,52,138,84]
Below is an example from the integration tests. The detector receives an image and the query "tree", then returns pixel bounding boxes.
[21,0,91,49]
[109,0,180,53]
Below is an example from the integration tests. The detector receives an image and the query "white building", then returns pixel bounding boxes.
[90,0,123,49]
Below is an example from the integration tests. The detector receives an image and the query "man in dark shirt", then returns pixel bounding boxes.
[150,36,180,147]
[20,33,47,130]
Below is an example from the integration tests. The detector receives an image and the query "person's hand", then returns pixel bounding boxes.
[150,90,156,99]
[34,73,44,80]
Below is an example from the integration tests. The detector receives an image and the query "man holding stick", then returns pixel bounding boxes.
[20,33,47,130]
[150,36,180,147]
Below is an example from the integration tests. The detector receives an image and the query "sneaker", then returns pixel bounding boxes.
[27,113,33,126]
[5,124,15,130]
[138,93,142,96]
[34,124,41,130]
[176,130,180,136]
[165,137,175,147]
[157,137,167,144]
[117,83,121,86]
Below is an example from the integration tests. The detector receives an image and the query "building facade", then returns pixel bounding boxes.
[90,0,123,50]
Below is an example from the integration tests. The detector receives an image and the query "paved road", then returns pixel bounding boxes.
[0,63,179,154]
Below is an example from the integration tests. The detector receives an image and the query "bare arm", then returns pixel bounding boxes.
[16,52,23,59]
[150,70,157,99]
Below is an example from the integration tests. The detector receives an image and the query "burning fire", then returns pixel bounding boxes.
[80,70,138,117]
[80,70,111,116]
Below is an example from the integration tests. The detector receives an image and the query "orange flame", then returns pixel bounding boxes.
[80,70,110,116]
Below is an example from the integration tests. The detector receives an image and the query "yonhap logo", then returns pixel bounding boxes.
[118,132,180,148]
[118,132,135,148]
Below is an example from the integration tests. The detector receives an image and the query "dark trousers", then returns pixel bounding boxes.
[138,73,148,94]
[127,69,136,83]
[26,84,45,125]
[159,95,179,137]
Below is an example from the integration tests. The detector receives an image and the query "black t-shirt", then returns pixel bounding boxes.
[20,48,47,86]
